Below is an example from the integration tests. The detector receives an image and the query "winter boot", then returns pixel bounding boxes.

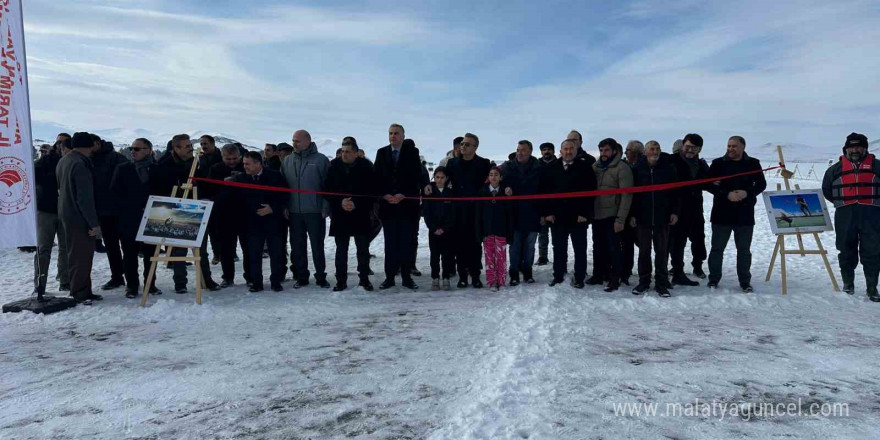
[431,279,440,291]
[841,269,856,295]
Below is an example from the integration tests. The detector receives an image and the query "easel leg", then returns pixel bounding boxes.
[141,245,163,307]
[813,232,840,292]
[766,236,781,281]
[780,236,787,295]
[194,248,203,305]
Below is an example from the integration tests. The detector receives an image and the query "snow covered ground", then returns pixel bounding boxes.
[2,176,879,439]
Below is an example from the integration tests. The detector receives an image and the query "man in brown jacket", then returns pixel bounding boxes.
[588,138,634,292]
[56,132,102,304]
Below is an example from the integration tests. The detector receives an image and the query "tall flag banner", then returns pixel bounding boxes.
[0,0,36,247]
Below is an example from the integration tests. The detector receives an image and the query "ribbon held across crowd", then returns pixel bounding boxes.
[191,164,782,201]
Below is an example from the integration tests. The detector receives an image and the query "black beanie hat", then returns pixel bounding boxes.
[843,132,869,154]
[539,142,555,151]
[71,132,93,149]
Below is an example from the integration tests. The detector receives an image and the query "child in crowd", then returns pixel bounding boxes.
[422,167,456,290]
[477,167,515,291]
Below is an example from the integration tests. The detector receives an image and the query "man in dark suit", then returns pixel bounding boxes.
[209,144,250,288]
[110,138,163,298]
[373,123,423,290]
[233,151,287,292]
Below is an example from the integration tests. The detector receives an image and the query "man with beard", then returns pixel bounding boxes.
[706,136,766,292]
[91,136,129,291]
[619,140,644,286]
[110,138,162,298]
[669,133,710,286]
[209,144,251,288]
[630,141,679,297]
[823,132,880,301]
[566,130,597,166]
[539,139,596,288]
[150,134,221,293]
[536,142,557,266]
[325,138,376,291]
[197,135,225,265]
[588,138,633,292]
[500,140,543,285]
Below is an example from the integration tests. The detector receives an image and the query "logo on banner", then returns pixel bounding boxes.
[0,156,30,215]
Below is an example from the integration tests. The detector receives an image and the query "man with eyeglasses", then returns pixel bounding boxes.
[149,134,221,293]
[110,138,163,298]
[209,144,251,288]
[669,133,710,286]
[197,134,225,264]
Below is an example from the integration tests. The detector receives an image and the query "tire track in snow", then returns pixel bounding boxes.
[430,286,562,439]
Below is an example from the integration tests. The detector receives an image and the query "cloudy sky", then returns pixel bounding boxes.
[22,0,880,160]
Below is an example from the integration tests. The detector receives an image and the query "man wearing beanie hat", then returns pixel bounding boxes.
[56,132,102,304]
[823,132,880,301]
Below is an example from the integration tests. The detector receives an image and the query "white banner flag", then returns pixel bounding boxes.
[0,0,36,248]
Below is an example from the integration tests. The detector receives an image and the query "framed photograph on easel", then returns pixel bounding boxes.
[136,196,213,247]
[762,189,833,235]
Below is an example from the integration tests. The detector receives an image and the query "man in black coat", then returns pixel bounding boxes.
[233,152,287,292]
[500,140,544,285]
[57,132,102,304]
[209,144,251,288]
[325,139,376,291]
[630,142,679,297]
[33,136,70,295]
[439,132,492,288]
[110,138,162,298]
[669,133,710,286]
[539,139,596,288]
[536,142,557,266]
[706,136,767,292]
[198,134,224,263]
[149,134,221,293]
[91,136,130,290]
[373,124,423,290]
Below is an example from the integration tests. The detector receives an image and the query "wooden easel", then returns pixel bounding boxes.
[140,150,207,306]
[765,145,839,294]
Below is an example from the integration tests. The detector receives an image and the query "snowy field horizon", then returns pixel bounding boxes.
[2,175,879,439]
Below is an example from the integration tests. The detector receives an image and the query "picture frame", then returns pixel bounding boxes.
[136,196,214,247]
[762,189,833,235]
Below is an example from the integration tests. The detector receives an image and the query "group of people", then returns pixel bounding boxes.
[33,126,880,305]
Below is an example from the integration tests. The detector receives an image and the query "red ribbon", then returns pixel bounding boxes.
[191,165,781,202]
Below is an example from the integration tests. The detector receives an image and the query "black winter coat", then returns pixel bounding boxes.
[374,142,424,220]
[232,169,287,231]
[500,157,544,233]
[149,155,205,198]
[671,153,709,221]
[208,161,246,226]
[422,183,456,234]
[706,152,767,226]
[325,157,376,237]
[476,185,515,241]
[538,158,596,226]
[110,160,155,240]
[445,155,492,234]
[91,143,129,216]
[631,153,680,228]
[34,152,61,214]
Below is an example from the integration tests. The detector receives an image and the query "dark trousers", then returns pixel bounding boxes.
[429,232,455,279]
[121,237,157,290]
[509,230,538,275]
[219,222,250,283]
[670,215,707,275]
[64,221,95,301]
[334,234,371,285]
[636,224,670,286]
[289,213,327,282]
[382,216,416,281]
[247,226,284,288]
[171,233,213,288]
[708,224,754,285]
[208,220,222,259]
[538,224,550,260]
[98,215,124,281]
[551,223,588,282]
[34,211,69,293]
[592,217,622,283]
[455,234,483,280]
[620,223,637,280]
[835,205,880,289]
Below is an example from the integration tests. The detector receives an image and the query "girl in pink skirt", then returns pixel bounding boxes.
[477,167,515,291]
